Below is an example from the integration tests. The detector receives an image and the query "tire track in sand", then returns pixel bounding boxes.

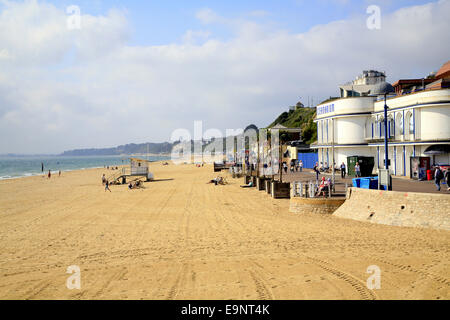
[248,261,274,300]
[166,262,189,300]
[306,257,379,300]
[374,258,450,286]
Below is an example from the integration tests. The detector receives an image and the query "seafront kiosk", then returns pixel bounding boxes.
[108,158,153,184]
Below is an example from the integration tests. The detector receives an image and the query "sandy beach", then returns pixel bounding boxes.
[0,162,448,300]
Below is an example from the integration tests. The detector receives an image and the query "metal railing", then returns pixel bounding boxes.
[292,181,345,198]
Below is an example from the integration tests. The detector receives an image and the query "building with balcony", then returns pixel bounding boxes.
[312,63,450,178]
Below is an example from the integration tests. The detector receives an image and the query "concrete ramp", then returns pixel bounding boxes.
[333,188,450,231]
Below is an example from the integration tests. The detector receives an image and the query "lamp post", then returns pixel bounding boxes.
[331,118,335,189]
[384,93,389,170]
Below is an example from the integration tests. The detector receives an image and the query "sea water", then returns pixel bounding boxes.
[0,155,170,180]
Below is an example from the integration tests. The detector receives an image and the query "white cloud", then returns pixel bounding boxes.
[0,0,449,154]
[182,30,212,45]
[195,8,222,24]
[248,10,270,18]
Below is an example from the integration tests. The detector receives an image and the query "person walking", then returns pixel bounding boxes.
[354,162,361,177]
[41,163,44,173]
[105,180,112,192]
[434,166,444,191]
[48,170,51,179]
[340,162,346,179]
[445,168,450,191]
[102,174,107,186]
[299,160,303,173]
[313,162,320,182]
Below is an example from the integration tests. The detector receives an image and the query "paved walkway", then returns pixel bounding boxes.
[277,169,450,195]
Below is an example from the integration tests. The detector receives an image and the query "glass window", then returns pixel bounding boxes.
[409,113,414,135]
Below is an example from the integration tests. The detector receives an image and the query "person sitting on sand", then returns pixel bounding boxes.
[207,176,221,185]
[240,181,254,188]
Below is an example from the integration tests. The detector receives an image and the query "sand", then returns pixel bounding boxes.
[0,163,448,300]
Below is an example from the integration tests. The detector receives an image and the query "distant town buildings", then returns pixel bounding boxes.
[312,61,450,178]
[393,61,450,95]
[339,70,394,98]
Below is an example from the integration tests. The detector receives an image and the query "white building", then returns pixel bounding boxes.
[312,65,450,178]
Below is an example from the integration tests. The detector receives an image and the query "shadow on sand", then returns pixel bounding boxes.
[150,179,174,183]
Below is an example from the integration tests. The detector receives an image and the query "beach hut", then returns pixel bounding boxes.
[130,158,150,176]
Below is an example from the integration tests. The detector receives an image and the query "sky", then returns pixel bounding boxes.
[0,0,449,154]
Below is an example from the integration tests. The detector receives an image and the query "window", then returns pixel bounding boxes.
[395,113,403,139]
[379,117,384,138]
[326,120,329,142]
[388,117,394,138]
[403,112,413,141]
[318,122,322,143]
[408,112,414,135]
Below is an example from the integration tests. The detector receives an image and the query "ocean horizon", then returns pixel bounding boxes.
[0,155,171,180]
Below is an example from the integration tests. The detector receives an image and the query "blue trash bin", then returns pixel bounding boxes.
[369,178,379,190]
[360,178,371,189]
[352,178,361,188]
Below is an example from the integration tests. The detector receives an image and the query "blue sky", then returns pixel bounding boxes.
[0,0,449,153]
[53,0,432,45]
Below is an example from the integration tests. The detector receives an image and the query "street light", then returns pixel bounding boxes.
[379,92,393,191]
[384,93,389,170]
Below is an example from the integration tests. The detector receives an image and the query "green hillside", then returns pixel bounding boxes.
[268,107,317,145]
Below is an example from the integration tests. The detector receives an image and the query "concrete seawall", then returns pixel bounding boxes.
[290,197,346,215]
[333,188,450,231]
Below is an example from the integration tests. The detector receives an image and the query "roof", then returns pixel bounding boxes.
[271,124,287,129]
[435,61,450,80]
[269,124,302,133]
[340,82,394,95]
[370,82,395,95]
[392,79,435,87]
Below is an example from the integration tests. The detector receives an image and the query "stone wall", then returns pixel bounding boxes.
[333,188,450,231]
[290,197,346,215]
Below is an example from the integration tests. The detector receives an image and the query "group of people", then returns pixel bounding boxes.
[208,176,226,186]
[128,180,144,190]
[102,173,146,192]
[102,174,111,192]
[105,166,119,170]
[312,161,359,182]
[44,170,62,179]
[282,160,304,174]
[434,166,450,191]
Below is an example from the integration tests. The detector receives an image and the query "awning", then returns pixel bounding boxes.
[424,144,450,155]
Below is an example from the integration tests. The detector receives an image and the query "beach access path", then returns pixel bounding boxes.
[0,163,448,300]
